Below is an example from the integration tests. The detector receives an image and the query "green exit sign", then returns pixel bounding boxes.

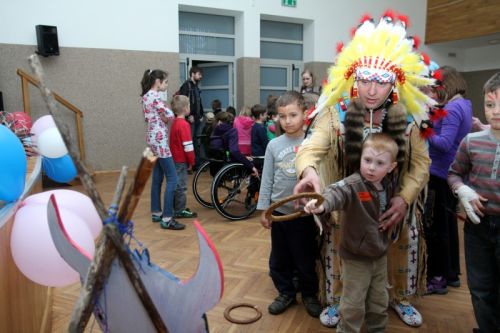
[282,0,296,7]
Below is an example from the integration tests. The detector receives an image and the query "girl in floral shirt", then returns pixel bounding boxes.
[141,69,184,230]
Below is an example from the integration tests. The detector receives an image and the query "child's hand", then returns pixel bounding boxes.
[304,198,325,215]
[456,185,488,224]
[293,167,321,208]
[251,167,259,178]
[260,211,272,229]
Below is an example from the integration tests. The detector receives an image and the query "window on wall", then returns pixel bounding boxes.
[260,66,287,104]
[260,20,303,104]
[260,20,303,60]
[179,12,235,56]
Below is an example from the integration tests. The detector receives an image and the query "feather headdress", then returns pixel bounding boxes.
[313,10,437,129]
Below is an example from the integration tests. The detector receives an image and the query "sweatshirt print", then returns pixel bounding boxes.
[257,134,303,215]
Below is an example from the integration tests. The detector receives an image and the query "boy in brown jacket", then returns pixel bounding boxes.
[304,133,398,333]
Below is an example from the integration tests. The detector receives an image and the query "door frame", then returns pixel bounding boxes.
[179,55,236,110]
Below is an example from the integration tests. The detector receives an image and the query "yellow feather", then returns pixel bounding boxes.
[324,16,434,119]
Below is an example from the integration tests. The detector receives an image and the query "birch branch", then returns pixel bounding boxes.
[28,54,107,219]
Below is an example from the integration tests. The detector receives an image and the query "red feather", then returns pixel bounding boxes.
[382,9,396,21]
[438,108,448,117]
[322,78,328,86]
[306,106,316,118]
[398,14,410,28]
[420,127,435,139]
[412,35,421,49]
[420,52,430,65]
[360,14,372,24]
[429,108,448,122]
[350,27,357,38]
[433,69,443,81]
[304,106,316,126]
[336,42,344,54]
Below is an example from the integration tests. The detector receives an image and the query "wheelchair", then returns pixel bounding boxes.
[192,135,262,221]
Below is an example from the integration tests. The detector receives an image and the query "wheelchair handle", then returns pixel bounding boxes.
[264,192,324,222]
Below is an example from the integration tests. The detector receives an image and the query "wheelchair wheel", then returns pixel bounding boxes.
[192,161,214,208]
[211,163,259,221]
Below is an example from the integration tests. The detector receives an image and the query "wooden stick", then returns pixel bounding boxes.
[108,166,129,216]
[68,232,117,332]
[118,148,157,223]
[105,224,168,332]
[28,54,107,219]
[28,54,166,332]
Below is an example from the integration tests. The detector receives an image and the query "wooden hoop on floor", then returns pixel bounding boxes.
[264,192,324,222]
[224,303,262,324]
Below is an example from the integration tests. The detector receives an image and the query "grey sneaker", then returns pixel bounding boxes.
[303,296,322,317]
[268,294,296,315]
[160,219,186,230]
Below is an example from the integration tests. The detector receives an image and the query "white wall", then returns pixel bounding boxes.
[1,0,179,52]
[463,44,500,72]
[1,0,497,71]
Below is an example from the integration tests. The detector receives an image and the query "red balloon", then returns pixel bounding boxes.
[6,111,32,132]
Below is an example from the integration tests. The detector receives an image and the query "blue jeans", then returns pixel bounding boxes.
[151,157,178,218]
[464,215,500,332]
[174,162,188,214]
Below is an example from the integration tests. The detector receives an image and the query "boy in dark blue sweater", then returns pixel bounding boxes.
[251,104,269,170]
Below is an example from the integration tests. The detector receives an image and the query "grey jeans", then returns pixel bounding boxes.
[174,162,188,214]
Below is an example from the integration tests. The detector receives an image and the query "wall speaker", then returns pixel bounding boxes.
[36,25,59,56]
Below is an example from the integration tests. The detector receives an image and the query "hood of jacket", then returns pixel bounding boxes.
[234,116,254,130]
[212,123,233,136]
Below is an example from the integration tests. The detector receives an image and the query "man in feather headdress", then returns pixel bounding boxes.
[295,10,436,328]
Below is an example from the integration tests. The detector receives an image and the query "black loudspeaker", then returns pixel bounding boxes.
[36,25,59,56]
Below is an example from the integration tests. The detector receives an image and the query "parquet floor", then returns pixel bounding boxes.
[51,171,477,332]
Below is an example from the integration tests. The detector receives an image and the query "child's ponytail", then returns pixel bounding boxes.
[140,69,168,96]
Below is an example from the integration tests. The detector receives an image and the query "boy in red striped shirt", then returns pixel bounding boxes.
[170,95,198,219]
[448,72,500,333]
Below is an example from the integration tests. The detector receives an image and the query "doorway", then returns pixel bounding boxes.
[179,59,234,113]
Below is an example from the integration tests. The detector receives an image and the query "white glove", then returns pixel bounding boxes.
[456,185,481,224]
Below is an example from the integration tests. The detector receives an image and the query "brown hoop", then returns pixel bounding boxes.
[224,303,262,324]
[264,192,325,222]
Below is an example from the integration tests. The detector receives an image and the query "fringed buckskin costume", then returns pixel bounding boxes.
[296,10,436,328]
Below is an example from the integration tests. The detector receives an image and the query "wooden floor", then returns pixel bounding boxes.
[51,171,477,332]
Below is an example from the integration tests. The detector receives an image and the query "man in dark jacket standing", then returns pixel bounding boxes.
[179,66,204,169]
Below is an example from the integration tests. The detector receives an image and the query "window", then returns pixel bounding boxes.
[179,12,235,56]
[260,20,303,103]
[260,20,303,61]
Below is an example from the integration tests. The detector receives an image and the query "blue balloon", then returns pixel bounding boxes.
[42,154,77,183]
[0,125,27,202]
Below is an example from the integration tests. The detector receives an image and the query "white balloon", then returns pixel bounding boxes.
[30,115,56,145]
[37,127,68,158]
[23,190,103,239]
[10,204,95,287]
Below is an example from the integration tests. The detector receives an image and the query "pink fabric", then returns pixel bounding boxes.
[233,116,254,155]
